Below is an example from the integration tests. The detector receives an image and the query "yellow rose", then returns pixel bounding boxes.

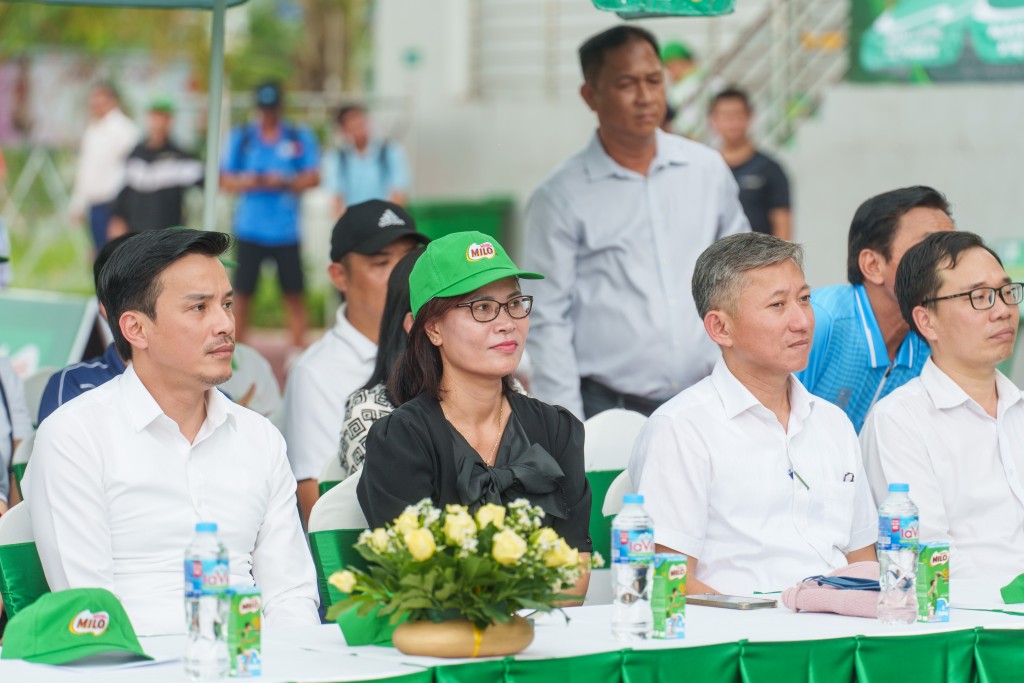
[444,510,477,546]
[475,503,506,530]
[565,547,580,568]
[369,528,390,553]
[532,527,559,548]
[394,510,420,536]
[405,528,436,562]
[543,539,574,568]
[492,529,527,566]
[445,504,470,516]
[328,570,357,594]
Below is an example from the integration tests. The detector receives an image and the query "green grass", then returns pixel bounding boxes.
[5,217,327,329]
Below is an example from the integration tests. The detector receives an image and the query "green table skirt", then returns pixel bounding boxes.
[353,628,1024,683]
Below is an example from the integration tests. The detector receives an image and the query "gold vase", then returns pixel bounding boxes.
[391,615,535,658]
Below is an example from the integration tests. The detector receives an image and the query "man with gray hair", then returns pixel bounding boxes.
[629,232,877,596]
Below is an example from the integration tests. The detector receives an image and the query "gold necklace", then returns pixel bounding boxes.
[441,399,504,466]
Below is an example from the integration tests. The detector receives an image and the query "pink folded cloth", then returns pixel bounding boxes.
[782,561,880,618]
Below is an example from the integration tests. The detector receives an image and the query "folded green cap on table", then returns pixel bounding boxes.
[1000,573,1024,604]
[1,587,151,664]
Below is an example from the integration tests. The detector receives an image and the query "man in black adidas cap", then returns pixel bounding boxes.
[281,200,429,525]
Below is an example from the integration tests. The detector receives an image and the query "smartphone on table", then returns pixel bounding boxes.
[686,594,777,610]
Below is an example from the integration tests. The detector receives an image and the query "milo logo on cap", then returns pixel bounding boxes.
[69,610,110,637]
[466,242,496,262]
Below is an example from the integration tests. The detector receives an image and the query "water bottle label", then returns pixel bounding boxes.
[612,529,655,564]
[184,558,230,596]
[878,515,919,549]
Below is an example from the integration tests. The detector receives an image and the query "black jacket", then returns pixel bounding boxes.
[357,391,593,551]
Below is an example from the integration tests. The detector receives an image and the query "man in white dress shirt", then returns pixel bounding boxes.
[69,82,139,251]
[630,233,877,596]
[523,25,749,420]
[862,231,1024,583]
[27,229,319,635]
[281,200,427,526]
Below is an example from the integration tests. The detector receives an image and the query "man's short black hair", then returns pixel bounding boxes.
[100,229,231,361]
[709,87,752,114]
[93,233,137,294]
[579,25,660,84]
[336,104,367,125]
[846,186,952,285]
[895,231,1002,337]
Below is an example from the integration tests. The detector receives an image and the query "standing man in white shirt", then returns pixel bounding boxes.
[523,25,749,420]
[26,229,318,635]
[630,233,877,596]
[862,231,1024,583]
[0,354,31,513]
[69,82,139,251]
[282,200,428,526]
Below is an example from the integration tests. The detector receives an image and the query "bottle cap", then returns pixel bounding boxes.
[888,483,909,493]
[623,494,644,505]
[195,522,218,533]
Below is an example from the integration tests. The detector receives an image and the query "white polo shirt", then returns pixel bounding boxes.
[861,358,1024,583]
[25,364,319,636]
[629,358,878,595]
[282,304,376,481]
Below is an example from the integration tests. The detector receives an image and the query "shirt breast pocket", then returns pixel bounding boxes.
[822,481,857,547]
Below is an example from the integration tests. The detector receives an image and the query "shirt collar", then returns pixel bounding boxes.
[121,364,235,434]
[330,303,378,363]
[710,357,816,422]
[921,357,1024,415]
[103,342,127,373]
[852,284,922,369]
[582,128,688,182]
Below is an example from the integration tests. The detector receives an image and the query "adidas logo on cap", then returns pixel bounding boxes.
[378,209,406,228]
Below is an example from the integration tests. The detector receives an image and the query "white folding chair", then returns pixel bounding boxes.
[23,367,58,427]
[0,502,32,546]
[318,450,348,497]
[307,472,368,610]
[308,471,367,534]
[221,343,281,418]
[583,408,647,472]
[10,430,35,500]
[602,470,634,518]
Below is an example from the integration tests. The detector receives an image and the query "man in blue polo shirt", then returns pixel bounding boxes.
[220,82,320,349]
[797,186,954,432]
[38,234,133,423]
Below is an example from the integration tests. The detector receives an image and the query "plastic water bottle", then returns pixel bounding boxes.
[611,494,655,640]
[877,483,920,625]
[184,522,230,681]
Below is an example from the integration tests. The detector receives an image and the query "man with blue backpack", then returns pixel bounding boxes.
[221,82,320,348]
[327,104,411,219]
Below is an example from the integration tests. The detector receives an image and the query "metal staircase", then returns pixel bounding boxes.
[685,0,850,148]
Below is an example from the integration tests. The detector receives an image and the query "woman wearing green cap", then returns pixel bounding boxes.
[356,231,592,596]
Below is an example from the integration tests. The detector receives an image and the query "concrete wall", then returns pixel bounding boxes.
[371,1,1024,280]
[780,83,1024,289]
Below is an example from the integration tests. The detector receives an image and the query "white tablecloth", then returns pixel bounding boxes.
[2,579,1021,681]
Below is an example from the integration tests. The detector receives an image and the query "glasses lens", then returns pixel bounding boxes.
[506,296,532,319]
[970,288,996,310]
[471,300,500,321]
[1003,283,1024,305]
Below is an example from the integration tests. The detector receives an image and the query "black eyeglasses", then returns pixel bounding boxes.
[921,283,1024,311]
[455,295,534,322]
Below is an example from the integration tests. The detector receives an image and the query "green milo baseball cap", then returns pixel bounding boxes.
[1,588,151,664]
[148,96,175,114]
[409,231,543,317]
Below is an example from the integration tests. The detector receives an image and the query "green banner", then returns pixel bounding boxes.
[0,289,97,377]
[850,0,1024,82]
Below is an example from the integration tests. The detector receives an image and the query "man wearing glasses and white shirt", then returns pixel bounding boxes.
[862,231,1024,583]
[629,233,877,596]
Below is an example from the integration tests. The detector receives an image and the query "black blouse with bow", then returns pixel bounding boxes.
[356,391,593,552]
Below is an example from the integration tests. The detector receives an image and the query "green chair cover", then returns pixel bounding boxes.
[12,463,27,500]
[0,541,51,618]
[318,480,341,497]
[308,528,368,611]
[585,469,622,563]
